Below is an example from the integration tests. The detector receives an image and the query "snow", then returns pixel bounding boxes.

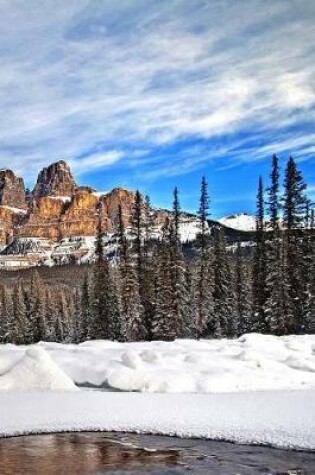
[0,335,315,449]
[0,390,314,450]
[178,218,204,242]
[38,334,315,392]
[92,191,109,198]
[48,196,72,203]
[219,213,256,231]
[0,205,27,214]
[0,346,77,391]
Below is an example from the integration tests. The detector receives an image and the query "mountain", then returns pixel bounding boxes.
[0,161,254,269]
[218,213,256,232]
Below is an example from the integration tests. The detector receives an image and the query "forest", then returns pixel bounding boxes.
[0,155,314,344]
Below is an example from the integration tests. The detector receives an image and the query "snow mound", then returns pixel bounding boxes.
[2,334,315,393]
[0,346,78,392]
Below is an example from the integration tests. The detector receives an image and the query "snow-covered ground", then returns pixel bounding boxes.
[0,334,315,449]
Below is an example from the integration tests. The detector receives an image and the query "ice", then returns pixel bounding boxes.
[0,390,314,450]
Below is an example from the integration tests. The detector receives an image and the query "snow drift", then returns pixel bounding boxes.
[0,346,77,391]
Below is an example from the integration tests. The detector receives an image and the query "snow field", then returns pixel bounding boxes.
[0,390,314,450]
[0,334,315,449]
[1,333,315,393]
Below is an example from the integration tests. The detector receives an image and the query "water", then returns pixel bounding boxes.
[0,432,314,474]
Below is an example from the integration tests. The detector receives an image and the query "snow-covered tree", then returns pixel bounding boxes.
[212,227,236,338]
[90,227,122,341]
[252,177,267,332]
[119,206,145,341]
[194,176,214,338]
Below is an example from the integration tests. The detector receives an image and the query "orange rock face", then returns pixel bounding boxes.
[0,161,168,248]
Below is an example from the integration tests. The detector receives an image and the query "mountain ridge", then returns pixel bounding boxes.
[0,161,254,268]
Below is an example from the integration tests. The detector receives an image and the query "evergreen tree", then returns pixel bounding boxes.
[119,208,145,341]
[0,284,12,343]
[12,283,28,344]
[152,220,175,340]
[194,176,214,338]
[212,227,236,338]
[91,226,122,341]
[27,270,47,343]
[282,156,308,333]
[44,287,57,342]
[301,204,315,333]
[131,190,144,281]
[54,288,69,342]
[79,272,92,342]
[252,177,267,332]
[264,155,289,335]
[141,195,157,340]
[235,242,252,335]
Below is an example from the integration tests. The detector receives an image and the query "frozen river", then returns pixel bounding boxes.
[0,432,314,474]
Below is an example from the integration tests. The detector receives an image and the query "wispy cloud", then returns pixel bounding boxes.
[0,0,314,184]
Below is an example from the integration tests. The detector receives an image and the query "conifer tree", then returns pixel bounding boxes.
[119,207,145,341]
[194,176,214,338]
[12,283,28,344]
[131,190,144,281]
[80,272,92,341]
[91,226,122,341]
[169,188,191,337]
[252,177,267,332]
[0,284,11,343]
[27,270,47,343]
[264,155,289,335]
[152,220,175,340]
[141,195,157,340]
[54,288,69,342]
[301,204,315,333]
[44,287,57,342]
[282,156,308,333]
[212,227,236,338]
[235,242,252,335]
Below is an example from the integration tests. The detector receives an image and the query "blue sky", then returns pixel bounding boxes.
[0,0,314,218]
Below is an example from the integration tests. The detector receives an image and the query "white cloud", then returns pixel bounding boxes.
[0,0,313,182]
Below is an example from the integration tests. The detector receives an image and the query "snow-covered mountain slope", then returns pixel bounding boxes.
[0,214,207,268]
[219,213,256,231]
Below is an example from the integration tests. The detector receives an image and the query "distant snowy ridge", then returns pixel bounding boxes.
[219,213,256,231]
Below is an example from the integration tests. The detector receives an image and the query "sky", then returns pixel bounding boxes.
[0,0,314,219]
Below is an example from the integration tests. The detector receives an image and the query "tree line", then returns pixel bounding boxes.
[0,155,313,344]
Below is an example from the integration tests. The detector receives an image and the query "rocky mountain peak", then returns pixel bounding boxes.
[0,169,27,209]
[32,160,77,199]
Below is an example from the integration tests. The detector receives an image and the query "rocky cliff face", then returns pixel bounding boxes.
[0,169,27,209]
[32,160,77,199]
[0,161,141,249]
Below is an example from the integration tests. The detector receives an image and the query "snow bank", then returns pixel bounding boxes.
[36,334,315,393]
[0,389,314,450]
[1,334,315,393]
[0,337,315,450]
[0,346,77,391]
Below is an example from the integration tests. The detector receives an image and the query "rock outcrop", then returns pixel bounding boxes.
[32,160,76,199]
[0,169,27,209]
[0,160,177,265]
[0,161,139,246]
